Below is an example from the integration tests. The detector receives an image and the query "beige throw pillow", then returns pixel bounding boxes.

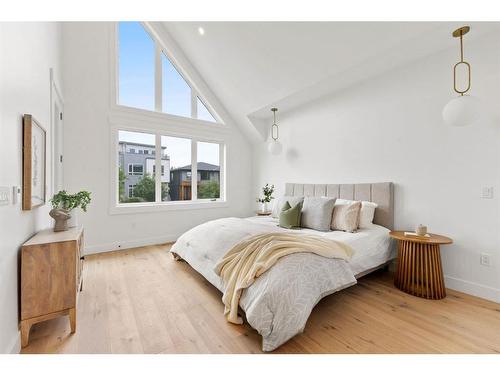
[331,200,362,233]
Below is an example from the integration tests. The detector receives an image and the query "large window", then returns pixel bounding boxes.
[117,130,224,206]
[117,22,219,123]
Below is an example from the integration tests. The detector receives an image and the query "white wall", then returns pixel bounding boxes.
[0,22,62,353]
[61,22,253,254]
[254,32,500,302]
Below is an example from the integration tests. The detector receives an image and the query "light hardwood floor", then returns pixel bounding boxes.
[22,244,500,354]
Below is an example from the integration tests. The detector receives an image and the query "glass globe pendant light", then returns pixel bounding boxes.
[268,107,283,155]
[442,26,481,127]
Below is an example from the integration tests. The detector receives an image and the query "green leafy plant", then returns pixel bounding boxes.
[198,180,220,199]
[118,167,127,200]
[257,183,275,203]
[129,174,169,202]
[51,190,92,212]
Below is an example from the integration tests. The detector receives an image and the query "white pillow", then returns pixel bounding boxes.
[336,199,378,229]
[359,201,378,228]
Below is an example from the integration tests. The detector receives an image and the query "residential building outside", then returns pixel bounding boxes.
[118,141,169,202]
[170,162,220,200]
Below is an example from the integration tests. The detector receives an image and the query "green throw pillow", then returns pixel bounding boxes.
[279,201,302,229]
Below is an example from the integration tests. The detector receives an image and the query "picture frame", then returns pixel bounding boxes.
[23,114,46,210]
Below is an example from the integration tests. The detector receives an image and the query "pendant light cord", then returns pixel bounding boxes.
[460,32,464,63]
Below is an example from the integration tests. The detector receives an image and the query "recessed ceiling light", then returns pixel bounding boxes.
[198,27,205,36]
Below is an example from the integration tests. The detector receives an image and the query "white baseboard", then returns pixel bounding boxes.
[6,331,21,354]
[445,275,500,303]
[83,233,180,255]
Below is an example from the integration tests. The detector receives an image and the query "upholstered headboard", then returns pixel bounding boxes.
[285,182,394,230]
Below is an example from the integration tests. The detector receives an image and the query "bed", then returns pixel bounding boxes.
[170,182,395,351]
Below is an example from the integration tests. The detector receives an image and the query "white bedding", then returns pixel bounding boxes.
[170,216,394,351]
[246,216,395,276]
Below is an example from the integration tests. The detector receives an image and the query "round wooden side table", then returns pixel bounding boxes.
[389,231,453,300]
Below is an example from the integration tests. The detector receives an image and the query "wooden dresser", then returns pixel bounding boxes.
[20,226,84,347]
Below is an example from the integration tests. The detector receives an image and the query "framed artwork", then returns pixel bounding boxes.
[23,114,46,210]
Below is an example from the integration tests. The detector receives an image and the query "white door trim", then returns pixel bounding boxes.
[50,68,64,196]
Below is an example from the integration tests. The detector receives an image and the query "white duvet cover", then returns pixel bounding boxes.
[170,216,394,351]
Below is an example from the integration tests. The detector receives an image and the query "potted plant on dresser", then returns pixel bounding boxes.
[49,190,91,232]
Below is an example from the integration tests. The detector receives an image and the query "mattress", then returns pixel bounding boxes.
[245,216,396,277]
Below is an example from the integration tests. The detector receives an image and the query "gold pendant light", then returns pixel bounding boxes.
[268,107,283,155]
[442,25,481,127]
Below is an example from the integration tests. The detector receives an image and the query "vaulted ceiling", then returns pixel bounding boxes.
[162,22,500,142]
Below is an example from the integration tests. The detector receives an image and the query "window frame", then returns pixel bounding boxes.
[110,123,227,214]
[128,184,136,198]
[113,22,222,126]
[128,163,144,176]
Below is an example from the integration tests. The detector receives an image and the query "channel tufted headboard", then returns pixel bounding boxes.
[285,182,394,230]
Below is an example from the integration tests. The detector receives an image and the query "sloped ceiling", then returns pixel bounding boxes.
[163,22,500,142]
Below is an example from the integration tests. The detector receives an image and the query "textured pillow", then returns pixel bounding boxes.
[279,201,303,229]
[359,201,378,228]
[335,199,378,229]
[300,197,336,231]
[272,196,304,218]
[331,200,362,232]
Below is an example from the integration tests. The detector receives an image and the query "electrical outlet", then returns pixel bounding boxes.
[481,187,494,199]
[480,253,492,267]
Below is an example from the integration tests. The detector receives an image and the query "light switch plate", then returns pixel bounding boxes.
[12,186,20,204]
[0,186,10,206]
[482,187,494,199]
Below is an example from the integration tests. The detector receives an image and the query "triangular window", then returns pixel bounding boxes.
[117,22,221,123]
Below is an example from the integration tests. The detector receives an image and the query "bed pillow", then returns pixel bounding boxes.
[272,196,304,218]
[279,201,303,229]
[335,199,378,229]
[300,197,336,231]
[331,200,362,233]
[359,201,378,228]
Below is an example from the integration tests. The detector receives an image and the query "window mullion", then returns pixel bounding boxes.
[191,139,197,200]
[155,44,162,112]
[155,134,162,203]
[219,143,225,201]
[191,89,197,119]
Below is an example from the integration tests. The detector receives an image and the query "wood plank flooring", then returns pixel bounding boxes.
[21,244,500,354]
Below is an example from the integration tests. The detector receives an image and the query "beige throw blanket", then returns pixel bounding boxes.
[213,232,353,324]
